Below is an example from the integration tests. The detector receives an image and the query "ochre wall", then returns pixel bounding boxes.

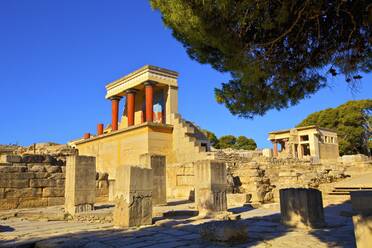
[75,124,173,180]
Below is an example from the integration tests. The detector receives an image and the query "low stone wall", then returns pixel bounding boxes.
[229,156,372,202]
[0,154,109,210]
[0,154,66,209]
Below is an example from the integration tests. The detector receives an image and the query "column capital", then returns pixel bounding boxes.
[125,89,138,95]
[144,81,156,87]
[109,96,122,101]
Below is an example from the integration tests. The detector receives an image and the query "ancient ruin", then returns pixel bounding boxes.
[0,66,371,248]
[269,126,339,160]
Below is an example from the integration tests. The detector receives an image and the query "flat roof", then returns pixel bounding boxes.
[105,65,179,99]
[268,125,337,135]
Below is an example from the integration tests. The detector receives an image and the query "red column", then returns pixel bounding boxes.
[273,141,278,157]
[83,133,90,139]
[126,90,136,126]
[97,123,104,135]
[111,97,121,131]
[145,82,154,122]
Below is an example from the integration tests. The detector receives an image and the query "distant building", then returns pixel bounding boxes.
[268,126,339,160]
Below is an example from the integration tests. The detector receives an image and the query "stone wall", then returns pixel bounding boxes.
[229,155,372,203]
[0,154,109,210]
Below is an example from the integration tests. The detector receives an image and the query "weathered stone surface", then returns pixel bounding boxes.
[0,154,22,163]
[28,164,46,172]
[48,173,64,180]
[200,220,248,242]
[113,165,153,228]
[45,166,62,173]
[47,197,65,206]
[0,166,26,173]
[108,179,115,202]
[34,172,51,179]
[18,197,48,208]
[0,172,35,180]
[227,193,251,207]
[280,188,325,228]
[65,155,96,216]
[4,188,42,198]
[194,160,227,214]
[0,179,29,188]
[30,179,56,188]
[43,187,65,197]
[350,190,372,215]
[22,154,45,163]
[140,153,167,205]
[352,214,372,248]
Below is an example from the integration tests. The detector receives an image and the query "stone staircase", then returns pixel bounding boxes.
[171,113,211,163]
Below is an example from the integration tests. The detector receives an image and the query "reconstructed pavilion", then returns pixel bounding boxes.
[268,126,339,160]
[70,65,211,200]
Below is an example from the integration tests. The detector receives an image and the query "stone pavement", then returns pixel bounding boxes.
[0,200,356,248]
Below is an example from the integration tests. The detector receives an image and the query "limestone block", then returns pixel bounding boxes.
[30,179,56,188]
[0,172,35,180]
[47,197,65,206]
[140,153,167,205]
[200,220,248,242]
[0,166,26,173]
[4,188,42,198]
[0,154,22,163]
[262,148,273,158]
[56,179,65,188]
[194,160,227,214]
[22,155,45,163]
[28,164,46,172]
[18,197,48,208]
[0,198,18,209]
[350,191,372,215]
[280,188,325,228]
[0,179,29,188]
[65,155,96,216]
[34,172,50,179]
[45,166,62,173]
[113,165,153,228]
[352,214,372,248]
[108,179,115,202]
[43,187,65,197]
[48,173,65,180]
[227,193,252,207]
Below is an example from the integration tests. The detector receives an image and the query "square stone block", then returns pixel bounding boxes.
[64,155,96,216]
[194,160,227,214]
[352,214,372,248]
[280,188,325,228]
[113,165,153,228]
[350,190,372,215]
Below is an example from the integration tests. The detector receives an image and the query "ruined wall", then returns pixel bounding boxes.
[230,155,372,203]
[319,143,339,160]
[0,154,109,210]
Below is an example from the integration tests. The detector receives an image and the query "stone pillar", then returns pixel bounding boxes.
[111,96,121,131]
[351,191,372,248]
[145,82,154,122]
[139,153,166,205]
[97,123,104,136]
[65,155,96,216]
[108,179,115,202]
[194,160,227,215]
[280,188,325,228]
[113,165,153,227]
[273,141,278,157]
[352,215,372,248]
[126,90,136,126]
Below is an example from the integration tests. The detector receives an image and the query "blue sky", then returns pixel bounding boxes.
[0,0,371,148]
